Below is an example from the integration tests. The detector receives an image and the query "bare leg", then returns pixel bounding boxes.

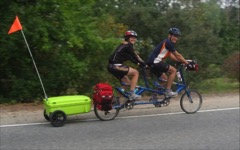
[127,67,139,91]
[161,73,168,80]
[121,76,131,90]
[166,65,177,90]
[160,73,168,87]
[121,76,131,85]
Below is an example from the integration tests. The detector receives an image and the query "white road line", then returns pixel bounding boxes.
[118,107,240,119]
[198,107,239,112]
[0,107,239,128]
[0,122,49,128]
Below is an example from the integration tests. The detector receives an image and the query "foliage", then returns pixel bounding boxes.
[196,77,239,93]
[0,0,126,102]
[222,52,240,81]
[0,0,239,103]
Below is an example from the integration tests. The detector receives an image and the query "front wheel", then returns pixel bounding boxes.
[180,90,202,114]
[94,96,120,121]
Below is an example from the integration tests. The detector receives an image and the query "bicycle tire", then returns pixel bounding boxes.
[94,96,120,121]
[180,90,202,114]
[49,110,67,127]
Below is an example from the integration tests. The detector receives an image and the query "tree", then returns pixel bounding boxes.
[222,52,240,82]
[0,0,239,102]
[0,0,130,102]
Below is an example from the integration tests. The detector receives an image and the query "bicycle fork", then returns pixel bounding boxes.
[184,88,194,103]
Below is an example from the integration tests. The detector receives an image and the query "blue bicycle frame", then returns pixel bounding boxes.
[113,64,189,108]
[94,62,202,122]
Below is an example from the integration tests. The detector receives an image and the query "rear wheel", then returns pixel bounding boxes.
[180,90,202,114]
[94,96,120,121]
[50,110,67,127]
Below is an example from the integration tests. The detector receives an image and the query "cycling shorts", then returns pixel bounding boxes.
[107,64,129,80]
[150,61,170,78]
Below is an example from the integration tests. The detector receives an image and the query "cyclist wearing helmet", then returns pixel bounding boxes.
[107,30,146,100]
[147,27,189,97]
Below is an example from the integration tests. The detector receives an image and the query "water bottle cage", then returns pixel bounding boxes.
[177,72,182,82]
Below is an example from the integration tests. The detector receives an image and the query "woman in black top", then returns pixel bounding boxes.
[107,30,146,100]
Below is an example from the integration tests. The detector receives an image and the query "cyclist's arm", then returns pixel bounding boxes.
[129,48,146,67]
[165,40,188,65]
[172,51,189,65]
[169,53,178,62]
[136,54,146,64]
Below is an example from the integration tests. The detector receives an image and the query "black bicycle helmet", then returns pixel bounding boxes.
[124,30,138,41]
[169,28,181,36]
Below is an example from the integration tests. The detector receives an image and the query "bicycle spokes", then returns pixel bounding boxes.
[180,90,202,114]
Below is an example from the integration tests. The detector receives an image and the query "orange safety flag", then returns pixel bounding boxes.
[8,16,23,34]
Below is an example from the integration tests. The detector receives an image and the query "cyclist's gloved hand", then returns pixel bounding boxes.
[186,59,193,63]
[186,60,198,71]
[187,62,194,69]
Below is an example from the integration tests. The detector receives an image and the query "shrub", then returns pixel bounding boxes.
[222,52,240,82]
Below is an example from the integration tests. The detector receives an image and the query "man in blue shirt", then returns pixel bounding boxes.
[147,28,189,97]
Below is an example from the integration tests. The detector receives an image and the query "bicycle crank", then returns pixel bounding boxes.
[162,98,170,106]
[124,100,134,110]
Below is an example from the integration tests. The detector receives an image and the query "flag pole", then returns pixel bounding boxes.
[20,30,48,100]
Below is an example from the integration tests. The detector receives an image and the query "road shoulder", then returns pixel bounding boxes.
[0,93,239,125]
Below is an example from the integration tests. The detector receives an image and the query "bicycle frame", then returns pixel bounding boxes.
[141,64,188,94]
[113,64,189,108]
[94,62,202,121]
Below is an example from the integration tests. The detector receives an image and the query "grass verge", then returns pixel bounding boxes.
[196,78,239,94]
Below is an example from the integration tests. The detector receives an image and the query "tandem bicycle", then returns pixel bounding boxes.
[94,61,203,121]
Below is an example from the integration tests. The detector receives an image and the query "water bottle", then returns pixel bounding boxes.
[134,87,139,94]
[177,71,182,81]
[120,88,125,94]
[117,87,125,94]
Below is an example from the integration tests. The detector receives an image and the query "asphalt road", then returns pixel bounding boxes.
[0,108,239,150]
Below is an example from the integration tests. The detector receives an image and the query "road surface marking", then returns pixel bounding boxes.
[0,107,239,128]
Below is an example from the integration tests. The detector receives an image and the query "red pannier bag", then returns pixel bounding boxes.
[93,83,113,111]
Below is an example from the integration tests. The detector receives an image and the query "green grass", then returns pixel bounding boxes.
[196,78,239,94]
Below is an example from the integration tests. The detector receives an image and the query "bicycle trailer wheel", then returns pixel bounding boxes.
[49,110,67,127]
